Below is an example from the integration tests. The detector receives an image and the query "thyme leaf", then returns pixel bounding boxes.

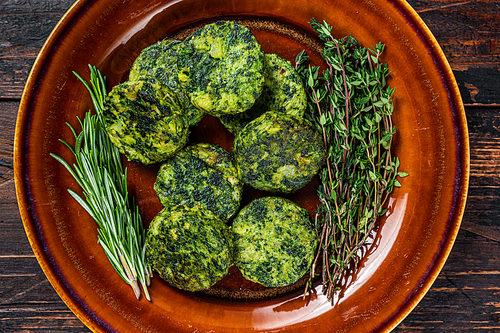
[296,19,407,302]
[50,65,152,301]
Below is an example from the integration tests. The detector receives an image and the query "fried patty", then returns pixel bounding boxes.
[177,20,265,116]
[129,39,205,126]
[102,77,189,164]
[232,111,326,193]
[219,53,307,134]
[145,205,234,292]
[232,196,317,287]
[154,142,243,222]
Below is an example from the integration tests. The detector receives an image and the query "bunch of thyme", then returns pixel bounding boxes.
[296,19,407,301]
[51,65,152,301]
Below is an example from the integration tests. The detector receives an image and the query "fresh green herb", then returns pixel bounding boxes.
[296,19,407,301]
[50,65,152,301]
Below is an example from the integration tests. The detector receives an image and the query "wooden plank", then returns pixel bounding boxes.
[0,0,73,99]
[463,107,500,232]
[0,0,499,102]
[455,69,500,105]
[396,231,500,331]
[0,185,90,331]
[0,101,88,331]
[0,102,28,257]
[407,0,500,105]
[0,275,90,332]
[0,101,16,188]
[396,106,500,330]
[409,0,500,70]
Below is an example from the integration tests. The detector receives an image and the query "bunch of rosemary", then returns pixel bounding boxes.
[296,19,407,301]
[51,65,152,301]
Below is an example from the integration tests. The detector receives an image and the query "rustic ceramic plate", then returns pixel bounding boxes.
[15,0,469,331]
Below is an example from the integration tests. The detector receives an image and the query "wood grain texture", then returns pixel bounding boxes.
[395,232,500,332]
[1,0,499,332]
[393,107,500,331]
[407,0,500,105]
[0,101,16,188]
[0,0,73,99]
[0,0,499,103]
[410,0,500,70]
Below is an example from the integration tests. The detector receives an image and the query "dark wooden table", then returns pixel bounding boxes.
[1,0,499,331]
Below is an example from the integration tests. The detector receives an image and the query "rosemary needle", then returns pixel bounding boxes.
[51,65,152,301]
[296,19,407,302]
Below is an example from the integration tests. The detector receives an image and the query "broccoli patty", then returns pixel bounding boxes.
[219,53,307,135]
[232,196,317,287]
[154,142,243,222]
[129,39,205,126]
[102,77,189,164]
[232,111,326,193]
[177,20,265,116]
[145,205,234,292]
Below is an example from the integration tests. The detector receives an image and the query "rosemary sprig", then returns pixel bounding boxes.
[50,65,152,301]
[296,19,408,301]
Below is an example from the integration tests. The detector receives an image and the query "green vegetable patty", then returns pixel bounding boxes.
[177,20,265,116]
[145,205,234,292]
[154,142,243,222]
[219,53,307,135]
[232,196,317,287]
[129,39,205,126]
[232,111,326,193]
[102,77,189,164]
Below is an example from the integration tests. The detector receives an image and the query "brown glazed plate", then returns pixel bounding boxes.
[14,0,469,331]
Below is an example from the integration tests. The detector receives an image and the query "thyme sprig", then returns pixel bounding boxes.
[50,65,152,301]
[296,19,407,301]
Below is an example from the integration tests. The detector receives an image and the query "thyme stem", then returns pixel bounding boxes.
[296,19,407,302]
